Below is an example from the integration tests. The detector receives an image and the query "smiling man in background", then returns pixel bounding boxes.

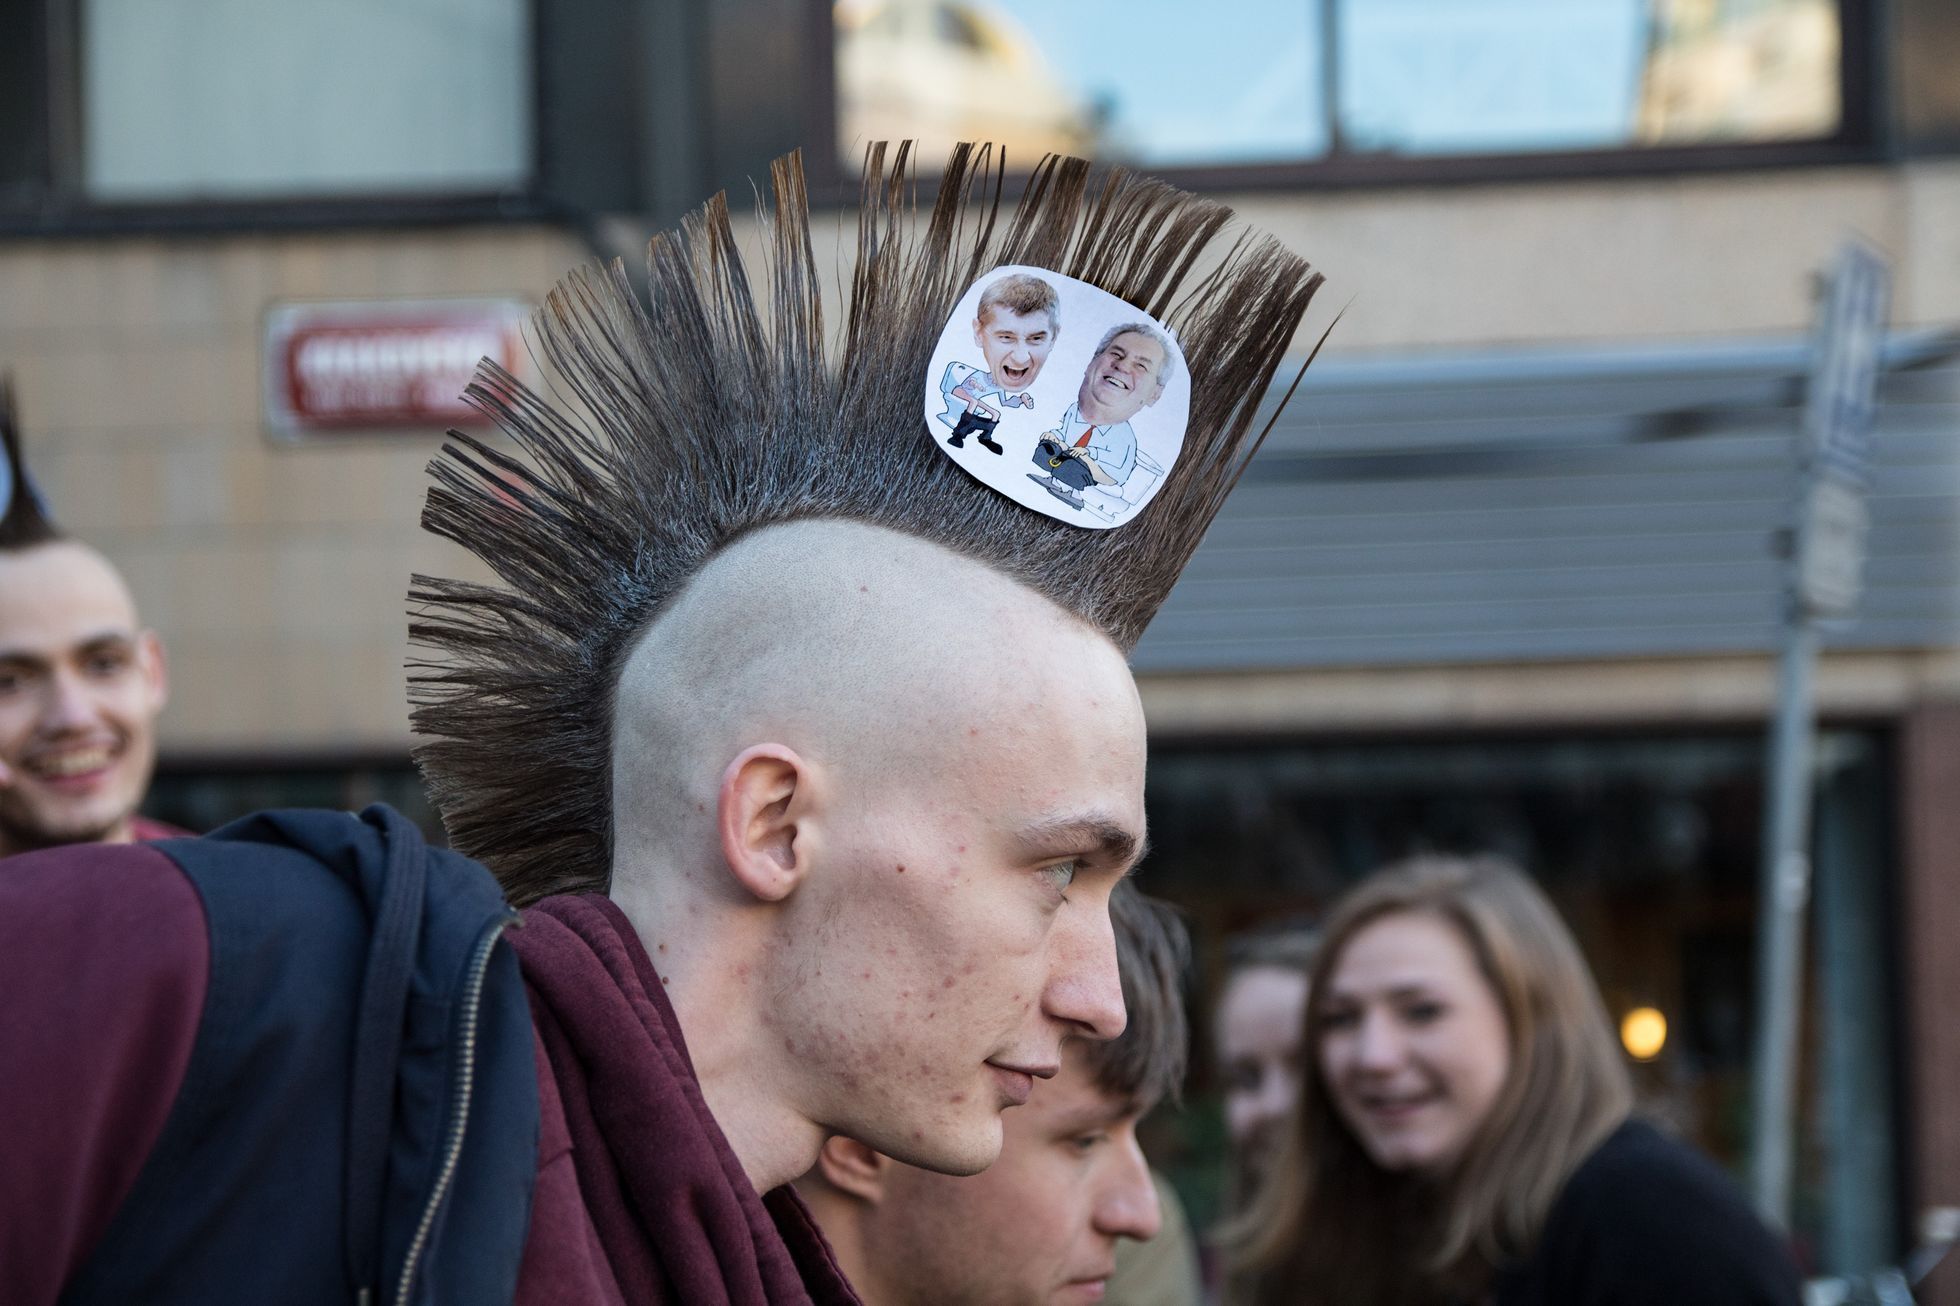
[0,389,173,857]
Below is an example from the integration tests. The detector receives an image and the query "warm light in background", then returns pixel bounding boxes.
[1621,1006,1669,1061]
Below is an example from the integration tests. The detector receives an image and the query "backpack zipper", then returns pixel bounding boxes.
[389,910,519,1306]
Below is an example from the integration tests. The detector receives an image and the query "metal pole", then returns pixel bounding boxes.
[1749,605,1821,1224]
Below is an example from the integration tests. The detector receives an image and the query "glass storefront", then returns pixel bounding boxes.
[1141,727,1898,1275]
[144,758,442,841]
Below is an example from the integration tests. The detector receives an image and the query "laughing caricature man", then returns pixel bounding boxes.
[1031,324,1172,511]
[938,273,1060,454]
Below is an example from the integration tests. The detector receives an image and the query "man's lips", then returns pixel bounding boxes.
[986,1060,1058,1106]
[24,743,121,788]
[1061,1272,1112,1302]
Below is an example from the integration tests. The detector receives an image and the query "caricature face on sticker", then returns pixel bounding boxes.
[1077,326,1169,426]
[971,274,1059,395]
[925,266,1190,530]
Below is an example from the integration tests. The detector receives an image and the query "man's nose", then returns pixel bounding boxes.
[1044,896,1126,1041]
[1092,1135,1163,1243]
[39,669,102,733]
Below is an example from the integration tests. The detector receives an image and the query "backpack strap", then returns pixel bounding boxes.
[342,806,429,1300]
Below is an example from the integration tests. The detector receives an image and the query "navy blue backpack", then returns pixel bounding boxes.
[59,805,540,1306]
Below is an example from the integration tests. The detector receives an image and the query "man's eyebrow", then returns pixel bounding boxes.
[1015,816,1148,870]
[76,630,138,654]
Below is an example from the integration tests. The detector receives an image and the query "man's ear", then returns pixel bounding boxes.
[815,1135,892,1204]
[717,744,810,903]
[138,629,169,710]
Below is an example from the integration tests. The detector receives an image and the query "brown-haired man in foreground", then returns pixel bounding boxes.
[799,882,1190,1306]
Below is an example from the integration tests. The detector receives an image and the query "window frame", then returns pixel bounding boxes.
[0,0,556,238]
[805,0,1883,202]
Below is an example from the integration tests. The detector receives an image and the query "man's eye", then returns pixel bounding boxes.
[1318,1008,1358,1031]
[1070,1133,1107,1153]
[1038,860,1079,893]
[87,655,129,677]
[1405,1001,1446,1024]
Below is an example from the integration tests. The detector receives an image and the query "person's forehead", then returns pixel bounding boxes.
[1107,331,1163,359]
[1222,967,1309,1028]
[1329,912,1478,993]
[0,546,140,651]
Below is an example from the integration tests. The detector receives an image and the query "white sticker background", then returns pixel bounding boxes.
[921,265,1190,530]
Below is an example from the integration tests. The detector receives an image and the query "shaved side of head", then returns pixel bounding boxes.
[609,518,1139,890]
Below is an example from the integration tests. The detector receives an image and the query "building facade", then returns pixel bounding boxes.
[4,0,1959,1293]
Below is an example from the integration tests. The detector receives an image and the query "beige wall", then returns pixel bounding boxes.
[0,225,585,753]
[1,158,1958,757]
[1234,160,1960,351]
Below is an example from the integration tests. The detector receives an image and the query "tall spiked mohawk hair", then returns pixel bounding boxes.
[412,143,1326,904]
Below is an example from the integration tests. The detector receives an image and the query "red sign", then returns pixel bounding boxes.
[263,299,529,438]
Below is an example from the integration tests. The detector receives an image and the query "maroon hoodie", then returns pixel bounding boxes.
[510,894,859,1305]
[0,846,858,1305]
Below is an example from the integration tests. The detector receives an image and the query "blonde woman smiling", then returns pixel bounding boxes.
[1228,855,1802,1306]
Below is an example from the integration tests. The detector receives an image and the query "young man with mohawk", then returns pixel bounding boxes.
[0,144,1323,1305]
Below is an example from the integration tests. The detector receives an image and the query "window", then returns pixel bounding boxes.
[833,0,1850,177]
[81,0,533,201]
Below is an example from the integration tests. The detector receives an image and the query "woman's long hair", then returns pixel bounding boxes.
[1225,855,1633,1306]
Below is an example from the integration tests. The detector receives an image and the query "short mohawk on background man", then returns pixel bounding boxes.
[411,142,1326,904]
[0,380,63,551]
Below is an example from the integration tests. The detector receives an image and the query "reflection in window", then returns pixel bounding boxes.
[1340,0,1841,155]
[833,0,1327,170]
[833,0,1841,171]
[84,0,531,201]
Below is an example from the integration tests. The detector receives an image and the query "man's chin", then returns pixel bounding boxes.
[884,1120,1001,1177]
[0,796,137,852]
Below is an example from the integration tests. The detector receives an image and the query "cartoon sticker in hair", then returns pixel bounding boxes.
[924,266,1189,529]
